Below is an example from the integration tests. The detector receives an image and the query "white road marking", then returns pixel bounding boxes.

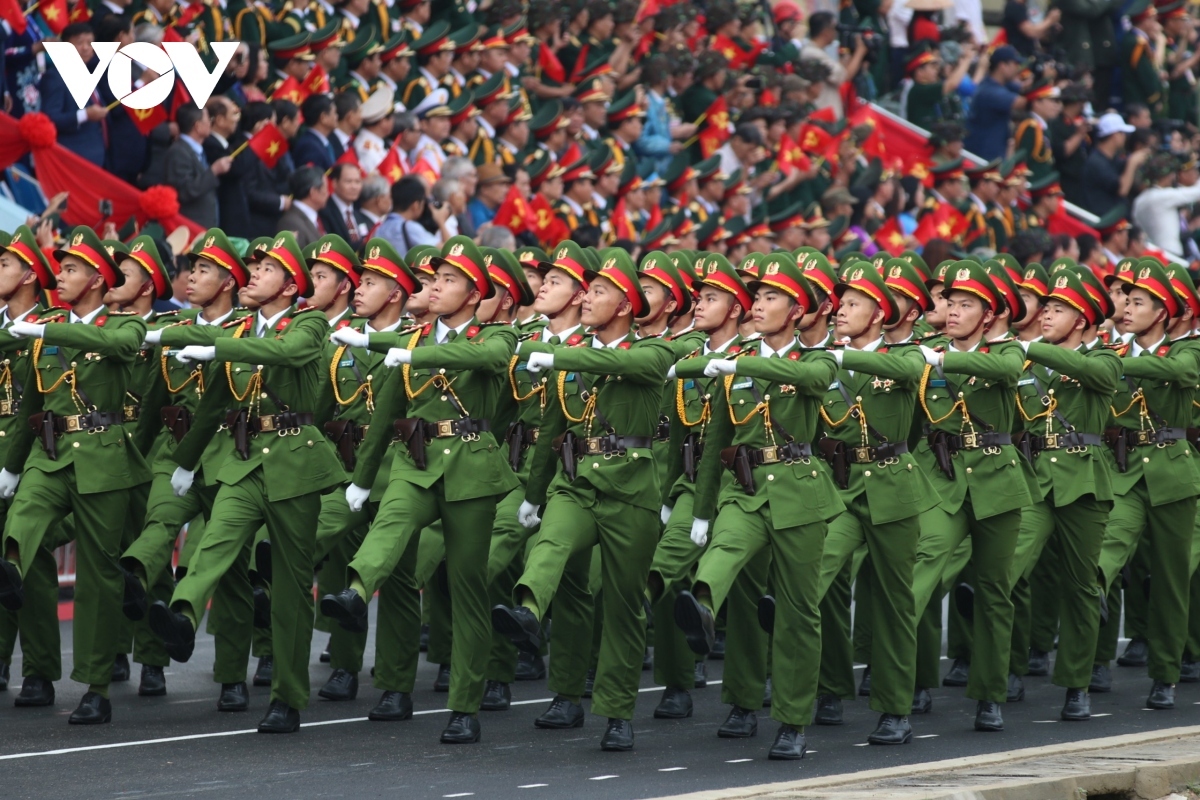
[588,775,618,781]
[1032,720,1058,724]
[658,767,686,771]
[725,758,753,763]
[443,793,474,797]
[854,742,871,747]
[518,784,548,789]
[1091,713,1112,718]
[915,734,940,739]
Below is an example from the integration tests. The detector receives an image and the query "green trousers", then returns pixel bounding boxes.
[1029,532,1062,654]
[818,558,855,699]
[1122,543,1152,642]
[313,490,372,674]
[1005,500,1055,675]
[1097,480,1195,684]
[916,599,943,690]
[852,551,873,667]
[913,499,1021,703]
[170,469,319,709]
[817,495,918,716]
[694,502,824,727]
[414,524,451,668]
[1185,520,1200,660]
[1043,492,1110,689]
[0,495,68,680]
[517,490,658,720]
[4,466,130,687]
[116,482,171,669]
[484,487,539,684]
[349,478,498,715]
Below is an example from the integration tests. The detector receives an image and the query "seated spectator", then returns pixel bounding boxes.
[292,94,340,170]
[963,46,1026,161]
[431,177,467,238]
[165,103,232,229]
[468,164,514,231]
[357,175,393,239]
[39,22,109,168]
[378,176,452,252]
[716,123,765,183]
[1080,112,1149,217]
[278,166,329,247]
[320,163,370,249]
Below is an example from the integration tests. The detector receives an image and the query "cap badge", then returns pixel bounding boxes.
[320,242,333,255]
[205,236,216,248]
[449,243,465,257]
[888,265,903,279]
[369,246,381,259]
[273,237,285,249]
[706,260,717,275]
[956,268,972,281]
[556,246,568,260]
[131,242,144,253]
[603,257,616,269]
[1024,268,1036,280]
[72,233,84,246]
[1138,267,1152,280]
[483,254,493,266]
[765,261,780,276]
[1054,275,1069,289]
[850,268,864,281]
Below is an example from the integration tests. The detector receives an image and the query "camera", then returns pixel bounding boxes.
[837,24,883,64]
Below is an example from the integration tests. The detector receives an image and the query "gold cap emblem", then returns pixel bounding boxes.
[449,243,465,257]
[1054,275,1069,289]
[131,242,143,253]
[1138,267,1152,280]
[955,268,971,281]
[888,265,902,279]
[320,242,332,255]
[273,237,285,249]
[706,260,717,275]
[850,268,864,281]
[1024,268,1036,280]
[602,257,616,270]
[72,233,84,246]
[765,261,780,276]
[483,254,493,267]
[557,246,568,260]
[104,245,114,256]
[369,246,381,259]
[205,236,215,248]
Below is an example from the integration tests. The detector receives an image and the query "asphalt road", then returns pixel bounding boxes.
[0,605,1196,800]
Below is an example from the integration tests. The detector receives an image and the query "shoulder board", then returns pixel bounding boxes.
[224,315,253,328]
[878,346,888,354]
[1105,342,1130,354]
[291,307,325,319]
[422,322,433,336]
[393,324,423,336]
[989,336,1016,344]
[105,310,138,316]
[886,340,919,348]
[518,331,542,342]
[684,345,703,358]
[33,309,69,323]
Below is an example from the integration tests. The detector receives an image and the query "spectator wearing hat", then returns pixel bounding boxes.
[496,98,533,167]
[446,25,483,97]
[279,165,330,247]
[404,22,456,110]
[798,11,869,119]
[1132,154,1200,257]
[1012,81,1063,185]
[377,33,415,102]
[321,163,371,249]
[412,90,453,176]
[292,94,341,171]
[468,164,514,230]
[1081,112,1151,217]
[679,52,728,152]
[900,42,977,132]
[340,35,385,102]
[1121,0,1165,119]
[1162,3,1200,126]
[963,46,1027,161]
[355,87,398,175]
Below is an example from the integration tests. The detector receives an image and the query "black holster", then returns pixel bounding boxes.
[1104,427,1128,473]
[682,433,701,482]
[393,418,428,470]
[225,409,250,460]
[817,437,849,490]
[162,406,192,445]
[554,431,578,482]
[29,410,56,461]
[720,445,756,495]
[1014,431,1035,463]
[926,430,956,480]
[506,421,526,473]
[324,420,359,472]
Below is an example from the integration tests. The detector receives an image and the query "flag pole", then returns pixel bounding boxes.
[229,139,250,159]
[23,1,40,15]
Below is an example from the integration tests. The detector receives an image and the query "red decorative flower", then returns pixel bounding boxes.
[18,113,57,150]
[140,185,180,220]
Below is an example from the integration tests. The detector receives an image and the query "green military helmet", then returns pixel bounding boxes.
[837,250,868,269]
[942,260,1002,314]
[406,243,439,275]
[747,251,819,313]
[260,230,314,298]
[381,30,415,64]
[3,224,56,289]
[1017,261,1050,299]
[536,239,590,286]
[431,234,494,299]
[1068,263,1116,320]
[693,155,723,184]
[638,250,692,315]
[693,215,729,252]
[929,157,966,187]
[662,152,697,196]
[530,100,568,142]
[982,259,1027,321]
[482,247,535,306]
[578,246,603,272]
[56,225,122,288]
[122,235,174,301]
[342,31,383,67]
[190,228,250,287]
[306,233,362,287]
[1046,266,1104,327]
[587,247,649,317]
[103,238,129,263]
[361,237,421,298]
[769,202,805,234]
[1165,264,1200,319]
[990,252,1021,278]
[606,90,646,129]
[835,258,902,325]
[410,20,453,59]
[1125,259,1185,318]
[527,150,565,190]
[881,257,934,313]
[899,250,930,281]
[696,252,752,310]
[927,259,955,290]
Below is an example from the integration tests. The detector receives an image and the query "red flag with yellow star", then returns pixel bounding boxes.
[247,122,289,168]
[709,33,766,70]
[271,76,309,105]
[530,194,570,250]
[304,64,331,96]
[127,105,168,136]
[494,184,533,235]
[39,0,69,34]
[377,144,406,184]
[913,204,968,245]
[697,96,731,159]
[66,0,88,22]
[874,217,906,256]
[0,0,25,35]
[777,132,811,175]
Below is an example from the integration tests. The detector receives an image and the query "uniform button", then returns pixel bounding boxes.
[930,394,938,400]
[442,448,451,454]
[864,470,871,477]
[263,447,270,454]
[811,470,818,477]
[235,367,241,373]
[1143,456,1150,463]
[764,394,771,401]
[907,463,913,470]
[366,374,372,380]
[441,394,448,401]
[966,467,972,474]
[72,441,80,448]
[306,440,313,446]
[767,474,775,481]
[592,462,599,469]
[438,368,446,375]
[1050,457,1057,463]
[260,392,268,399]
[632,452,639,459]
[739,399,745,405]
[0,430,5,437]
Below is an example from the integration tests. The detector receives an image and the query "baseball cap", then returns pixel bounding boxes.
[991,45,1022,64]
[1095,112,1135,138]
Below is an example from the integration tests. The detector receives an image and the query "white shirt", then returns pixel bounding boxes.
[758,337,796,359]
[328,307,352,328]
[365,317,404,334]
[70,306,105,325]
[332,195,365,239]
[1130,335,1166,357]
[591,334,628,349]
[256,307,289,337]
[798,39,847,119]
[295,200,321,229]
[1131,183,1200,258]
[542,323,582,344]
[888,0,914,47]
[355,128,387,175]
[197,309,234,327]
[333,128,353,154]
[435,317,470,343]
[703,335,737,356]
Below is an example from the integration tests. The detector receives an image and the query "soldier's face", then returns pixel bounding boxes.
[354,271,402,317]
[581,278,629,327]
[943,290,992,339]
[521,267,543,301]
[1017,289,1043,328]
[428,265,478,315]
[1108,283,1129,326]
[188,260,232,306]
[752,287,801,335]
[834,288,882,338]
[310,264,349,311]
[693,286,738,333]
[0,252,33,300]
[244,258,295,306]
[104,259,150,307]
[56,256,103,305]
[1041,299,1085,341]
[1123,287,1166,335]
[406,273,435,317]
[534,269,583,316]
[926,284,948,328]
[636,278,675,323]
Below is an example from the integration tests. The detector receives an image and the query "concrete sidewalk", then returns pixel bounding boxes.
[649,725,1200,800]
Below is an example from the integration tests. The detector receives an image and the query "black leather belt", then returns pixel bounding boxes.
[251,411,315,433]
[1123,427,1186,447]
[945,431,1012,452]
[422,417,490,439]
[748,441,813,465]
[848,441,909,464]
[53,411,123,433]
[576,434,653,457]
[1036,432,1103,451]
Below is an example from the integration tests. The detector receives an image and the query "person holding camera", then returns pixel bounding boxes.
[900,41,977,132]
[799,11,870,119]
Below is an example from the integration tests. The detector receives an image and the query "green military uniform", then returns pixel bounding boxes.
[1013,116,1055,186]
[1121,26,1166,119]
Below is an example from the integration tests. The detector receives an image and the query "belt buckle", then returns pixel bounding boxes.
[1043,433,1060,450]
[1133,430,1152,446]
[584,437,603,455]
[259,415,276,433]
[853,446,873,463]
[960,432,980,450]
[0,400,11,416]
[64,415,82,433]
[760,445,780,464]
[436,420,455,438]
[123,406,138,422]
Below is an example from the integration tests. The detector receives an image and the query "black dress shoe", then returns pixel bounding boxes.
[763,676,772,707]
[319,669,358,701]
[419,623,429,652]
[858,666,872,697]
[515,651,546,681]
[711,629,726,660]
[1147,681,1175,709]
[582,668,595,699]
[111,653,131,683]
[757,594,776,634]
[768,724,806,760]
[814,694,843,725]
[257,701,300,733]
[0,558,24,611]
[254,539,272,584]
[1061,688,1091,720]
[369,691,413,721]
[491,604,542,653]
[319,639,331,663]
[693,660,707,689]
[1098,591,1109,627]
[954,582,975,623]
[1089,663,1112,693]
[868,713,912,745]
[534,696,585,729]
[481,680,511,711]
[433,663,451,693]
[217,682,249,712]
[1028,648,1050,676]
[14,676,54,706]
[942,657,969,687]
[138,665,166,697]
[1181,660,1200,683]
[642,647,652,671]
[0,661,8,691]
[252,587,271,629]
[68,692,112,725]
[600,718,633,751]
[1118,638,1149,667]
[1007,673,1026,702]
[253,656,273,687]
[148,601,195,663]
[912,688,933,714]
[320,589,368,633]
[674,591,716,656]
[653,687,693,719]
[441,712,481,744]
[974,700,1003,732]
[121,568,146,621]
[717,705,757,738]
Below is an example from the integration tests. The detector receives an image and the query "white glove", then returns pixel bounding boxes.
[331,327,370,348]
[831,348,844,366]
[660,505,673,525]
[690,518,710,547]
[170,466,194,497]
[383,347,412,367]
[143,328,164,346]
[0,468,19,499]
[526,352,555,373]
[666,364,677,380]
[345,483,371,513]
[703,359,737,378]
[8,321,44,339]
[518,500,542,529]
[176,345,216,363]
[919,345,942,367]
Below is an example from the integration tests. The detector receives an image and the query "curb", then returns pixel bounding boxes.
[645,725,1200,800]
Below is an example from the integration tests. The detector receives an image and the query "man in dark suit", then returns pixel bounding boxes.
[39,22,109,168]
[164,103,232,229]
[290,94,340,171]
[204,95,257,238]
[241,101,295,237]
[95,14,147,185]
[319,163,370,249]
[277,165,328,247]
